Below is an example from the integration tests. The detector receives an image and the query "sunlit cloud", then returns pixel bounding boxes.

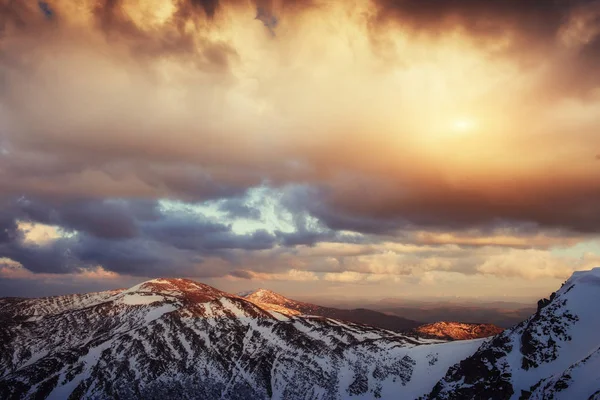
[17,221,63,245]
[1,0,599,298]
[229,268,319,282]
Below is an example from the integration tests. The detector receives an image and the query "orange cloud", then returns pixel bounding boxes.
[1,0,600,295]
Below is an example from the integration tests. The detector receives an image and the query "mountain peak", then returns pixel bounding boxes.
[241,288,302,316]
[122,278,228,304]
[243,288,291,305]
[565,267,600,287]
[239,288,424,330]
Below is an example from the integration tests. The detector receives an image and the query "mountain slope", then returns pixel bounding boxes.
[242,288,423,332]
[0,289,124,322]
[428,268,600,400]
[0,278,481,400]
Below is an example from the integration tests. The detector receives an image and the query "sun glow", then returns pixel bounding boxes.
[451,118,477,133]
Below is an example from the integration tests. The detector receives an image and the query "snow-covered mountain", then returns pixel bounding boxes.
[413,322,504,341]
[428,268,600,400]
[0,289,124,321]
[2,269,600,400]
[0,278,478,399]
[242,288,423,332]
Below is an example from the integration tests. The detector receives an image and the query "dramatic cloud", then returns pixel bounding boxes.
[1,0,600,298]
[0,193,365,277]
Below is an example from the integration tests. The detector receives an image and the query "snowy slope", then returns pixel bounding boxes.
[428,268,600,400]
[0,289,123,321]
[243,288,326,315]
[528,346,600,400]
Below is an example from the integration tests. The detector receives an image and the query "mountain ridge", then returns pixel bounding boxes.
[0,277,472,400]
[241,287,424,332]
[2,270,600,399]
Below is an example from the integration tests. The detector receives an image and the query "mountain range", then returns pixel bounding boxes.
[239,289,504,341]
[1,268,600,399]
[240,288,423,332]
[374,302,535,330]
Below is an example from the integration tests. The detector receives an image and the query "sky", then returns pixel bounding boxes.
[1,0,600,301]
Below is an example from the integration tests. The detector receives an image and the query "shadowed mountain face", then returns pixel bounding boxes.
[242,288,423,332]
[2,270,600,400]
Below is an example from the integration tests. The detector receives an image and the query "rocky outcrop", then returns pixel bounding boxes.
[413,322,504,341]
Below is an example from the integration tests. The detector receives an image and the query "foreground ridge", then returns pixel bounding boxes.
[428,267,600,400]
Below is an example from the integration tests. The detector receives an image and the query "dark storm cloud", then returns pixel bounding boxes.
[0,190,378,276]
[279,230,329,247]
[290,177,600,235]
[217,197,262,220]
[15,198,157,239]
[271,197,374,246]
[138,165,252,201]
[190,0,220,18]
[0,195,282,276]
[370,0,575,50]
[0,149,258,203]
[38,1,53,19]
[47,202,138,239]
[92,0,239,67]
[370,0,600,95]
[4,240,75,273]
[202,229,276,250]
[280,185,407,235]
[255,6,278,36]
[0,211,19,244]
[0,0,240,75]
[142,215,276,252]
[75,236,203,276]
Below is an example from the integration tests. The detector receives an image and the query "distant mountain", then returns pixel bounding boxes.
[241,288,423,332]
[428,268,600,400]
[374,303,535,329]
[413,322,504,341]
[241,289,503,341]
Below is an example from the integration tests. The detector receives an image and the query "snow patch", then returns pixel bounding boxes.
[144,304,177,323]
[121,293,165,305]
